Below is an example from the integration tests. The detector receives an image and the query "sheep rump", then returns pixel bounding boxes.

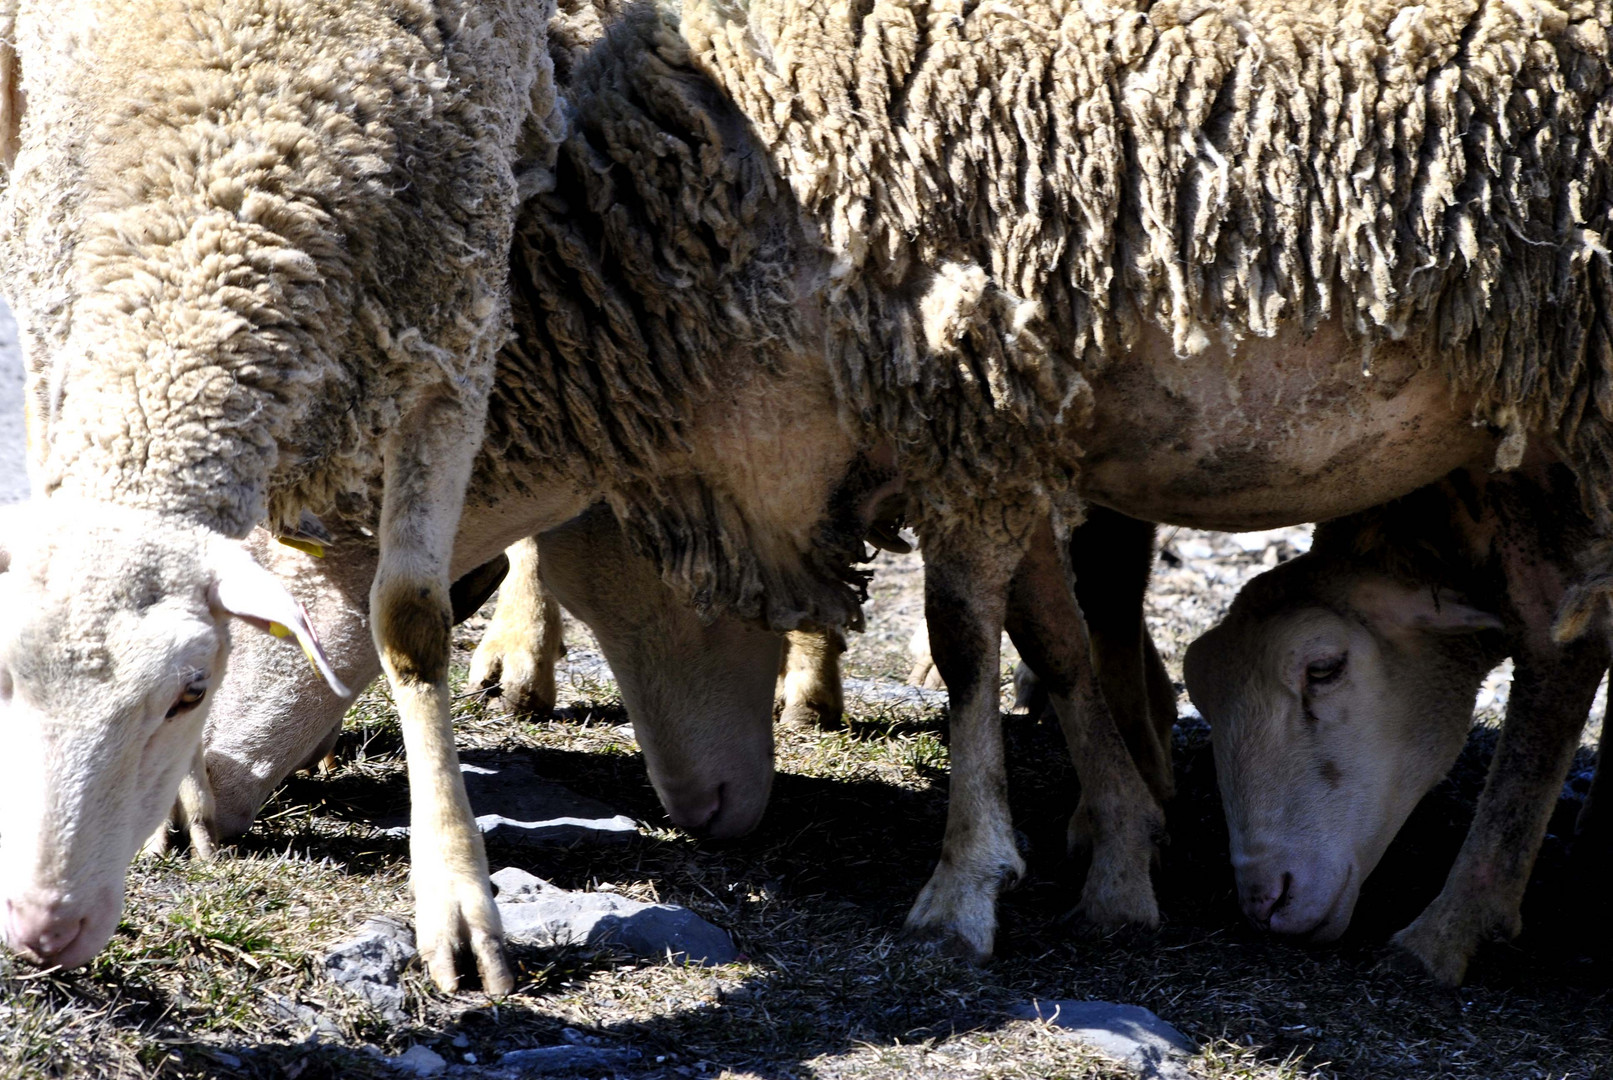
[490,0,1613,630]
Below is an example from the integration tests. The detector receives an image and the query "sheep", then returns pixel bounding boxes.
[551,0,1600,960]
[0,0,558,994]
[1185,457,1607,985]
[18,0,1613,973]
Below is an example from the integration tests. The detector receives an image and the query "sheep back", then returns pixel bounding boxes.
[0,0,558,536]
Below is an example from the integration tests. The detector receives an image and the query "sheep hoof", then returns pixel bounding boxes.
[415,879,514,997]
[902,855,1020,964]
[775,695,843,730]
[1390,913,1481,988]
[468,638,557,718]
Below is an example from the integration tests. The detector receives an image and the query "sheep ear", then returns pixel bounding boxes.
[0,14,23,172]
[1351,579,1504,636]
[208,543,351,698]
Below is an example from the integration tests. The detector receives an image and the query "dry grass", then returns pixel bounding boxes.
[2,533,1608,1080]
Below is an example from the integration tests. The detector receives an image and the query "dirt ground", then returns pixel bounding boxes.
[1,524,1607,1080]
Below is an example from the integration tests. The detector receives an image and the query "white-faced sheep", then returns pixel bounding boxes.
[0,0,558,994]
[1187,456,1607,984]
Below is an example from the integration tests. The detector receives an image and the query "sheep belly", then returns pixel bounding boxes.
[1079,319,1496,531]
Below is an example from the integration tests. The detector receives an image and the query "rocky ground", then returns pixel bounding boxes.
[0,301,1608,1079]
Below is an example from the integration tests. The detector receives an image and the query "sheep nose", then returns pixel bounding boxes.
[1240,871,1293,929]
[663,785,724,837]
[4,896,89,963]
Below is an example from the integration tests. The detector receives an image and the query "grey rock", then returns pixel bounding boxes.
[841,676,949,711]
[324,916,417,1019]
[497,1044,640,1075]
[391,1044,448,1077]
[1012,1000,1195,1080]
[498,891,738,966]
[381,757,639,848]
[490,866,561,900]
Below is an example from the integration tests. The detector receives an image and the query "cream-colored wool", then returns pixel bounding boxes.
[486,0,1613,632]
[0,0,560,538]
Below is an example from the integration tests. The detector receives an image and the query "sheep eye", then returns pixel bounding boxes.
[1305,657,1346,685]
[165,683,207,719]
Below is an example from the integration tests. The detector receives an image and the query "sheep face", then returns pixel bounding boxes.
[538,506,780,839]
[0,502,343,970]
[1184,564,1502,942]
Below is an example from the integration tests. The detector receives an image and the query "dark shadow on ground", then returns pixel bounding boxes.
[211,704,1610,1080]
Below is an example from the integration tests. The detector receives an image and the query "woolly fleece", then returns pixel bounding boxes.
[0,0,560,537]
[484,0,1613,631]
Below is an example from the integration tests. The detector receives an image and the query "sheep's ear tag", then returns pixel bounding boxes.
[276,536,325,558]
[269,620,329,678]
[211,547,351,699]
[277,512,333,558]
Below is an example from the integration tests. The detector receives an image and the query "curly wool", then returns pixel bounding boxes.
[0,0,559,537]
[486,0,1613,629]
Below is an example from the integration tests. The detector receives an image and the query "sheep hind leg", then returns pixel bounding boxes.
[374,393,510,997]
[1006,516,1163,932]
[141,744,219,859]
[777,627,845,728]
[902,524,1024,963]
[1070,507,1176,807]
[468,537,563,717]
[1392,633,1605,986]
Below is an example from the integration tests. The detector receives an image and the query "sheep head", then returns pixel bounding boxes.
[0,500,345,970]
[1185,559,1503,942]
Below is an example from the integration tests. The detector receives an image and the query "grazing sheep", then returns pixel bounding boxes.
[1185,458,1606,985]
[0,0,557,994]
[20,0,1613,973]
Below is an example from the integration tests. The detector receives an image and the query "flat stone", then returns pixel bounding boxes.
[323,916,417,1019]
[1012,1000,1195,1080]
[390,1045,448,1077]
[490,866,561,900]
[380,756,639,848]
[841,676,949,711]
[498,891,738,966]
[497,1045,640,1075]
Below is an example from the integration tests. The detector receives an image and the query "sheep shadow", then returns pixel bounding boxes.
[222,705,1610,1080]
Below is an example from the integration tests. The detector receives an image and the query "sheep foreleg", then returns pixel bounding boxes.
[902,525,1022,962]
[373,393,510,997]
[468,537,563,717]
[776,627,846,728]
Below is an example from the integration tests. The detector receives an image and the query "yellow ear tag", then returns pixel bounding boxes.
[278,537,326,558]
[267,621,322,675]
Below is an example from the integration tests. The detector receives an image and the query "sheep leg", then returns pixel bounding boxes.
[1392,633,1606,985]
[1070,507,1176,806]
[1575,685,1611,855]
[777,627,846,728]
[140,744,218,859]
[1006,516,1163,931]
[174,743,220,860]
[373,393,510,997]
[903,527,1023,962]
[468,537,564,717]
[906,622,946,689]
